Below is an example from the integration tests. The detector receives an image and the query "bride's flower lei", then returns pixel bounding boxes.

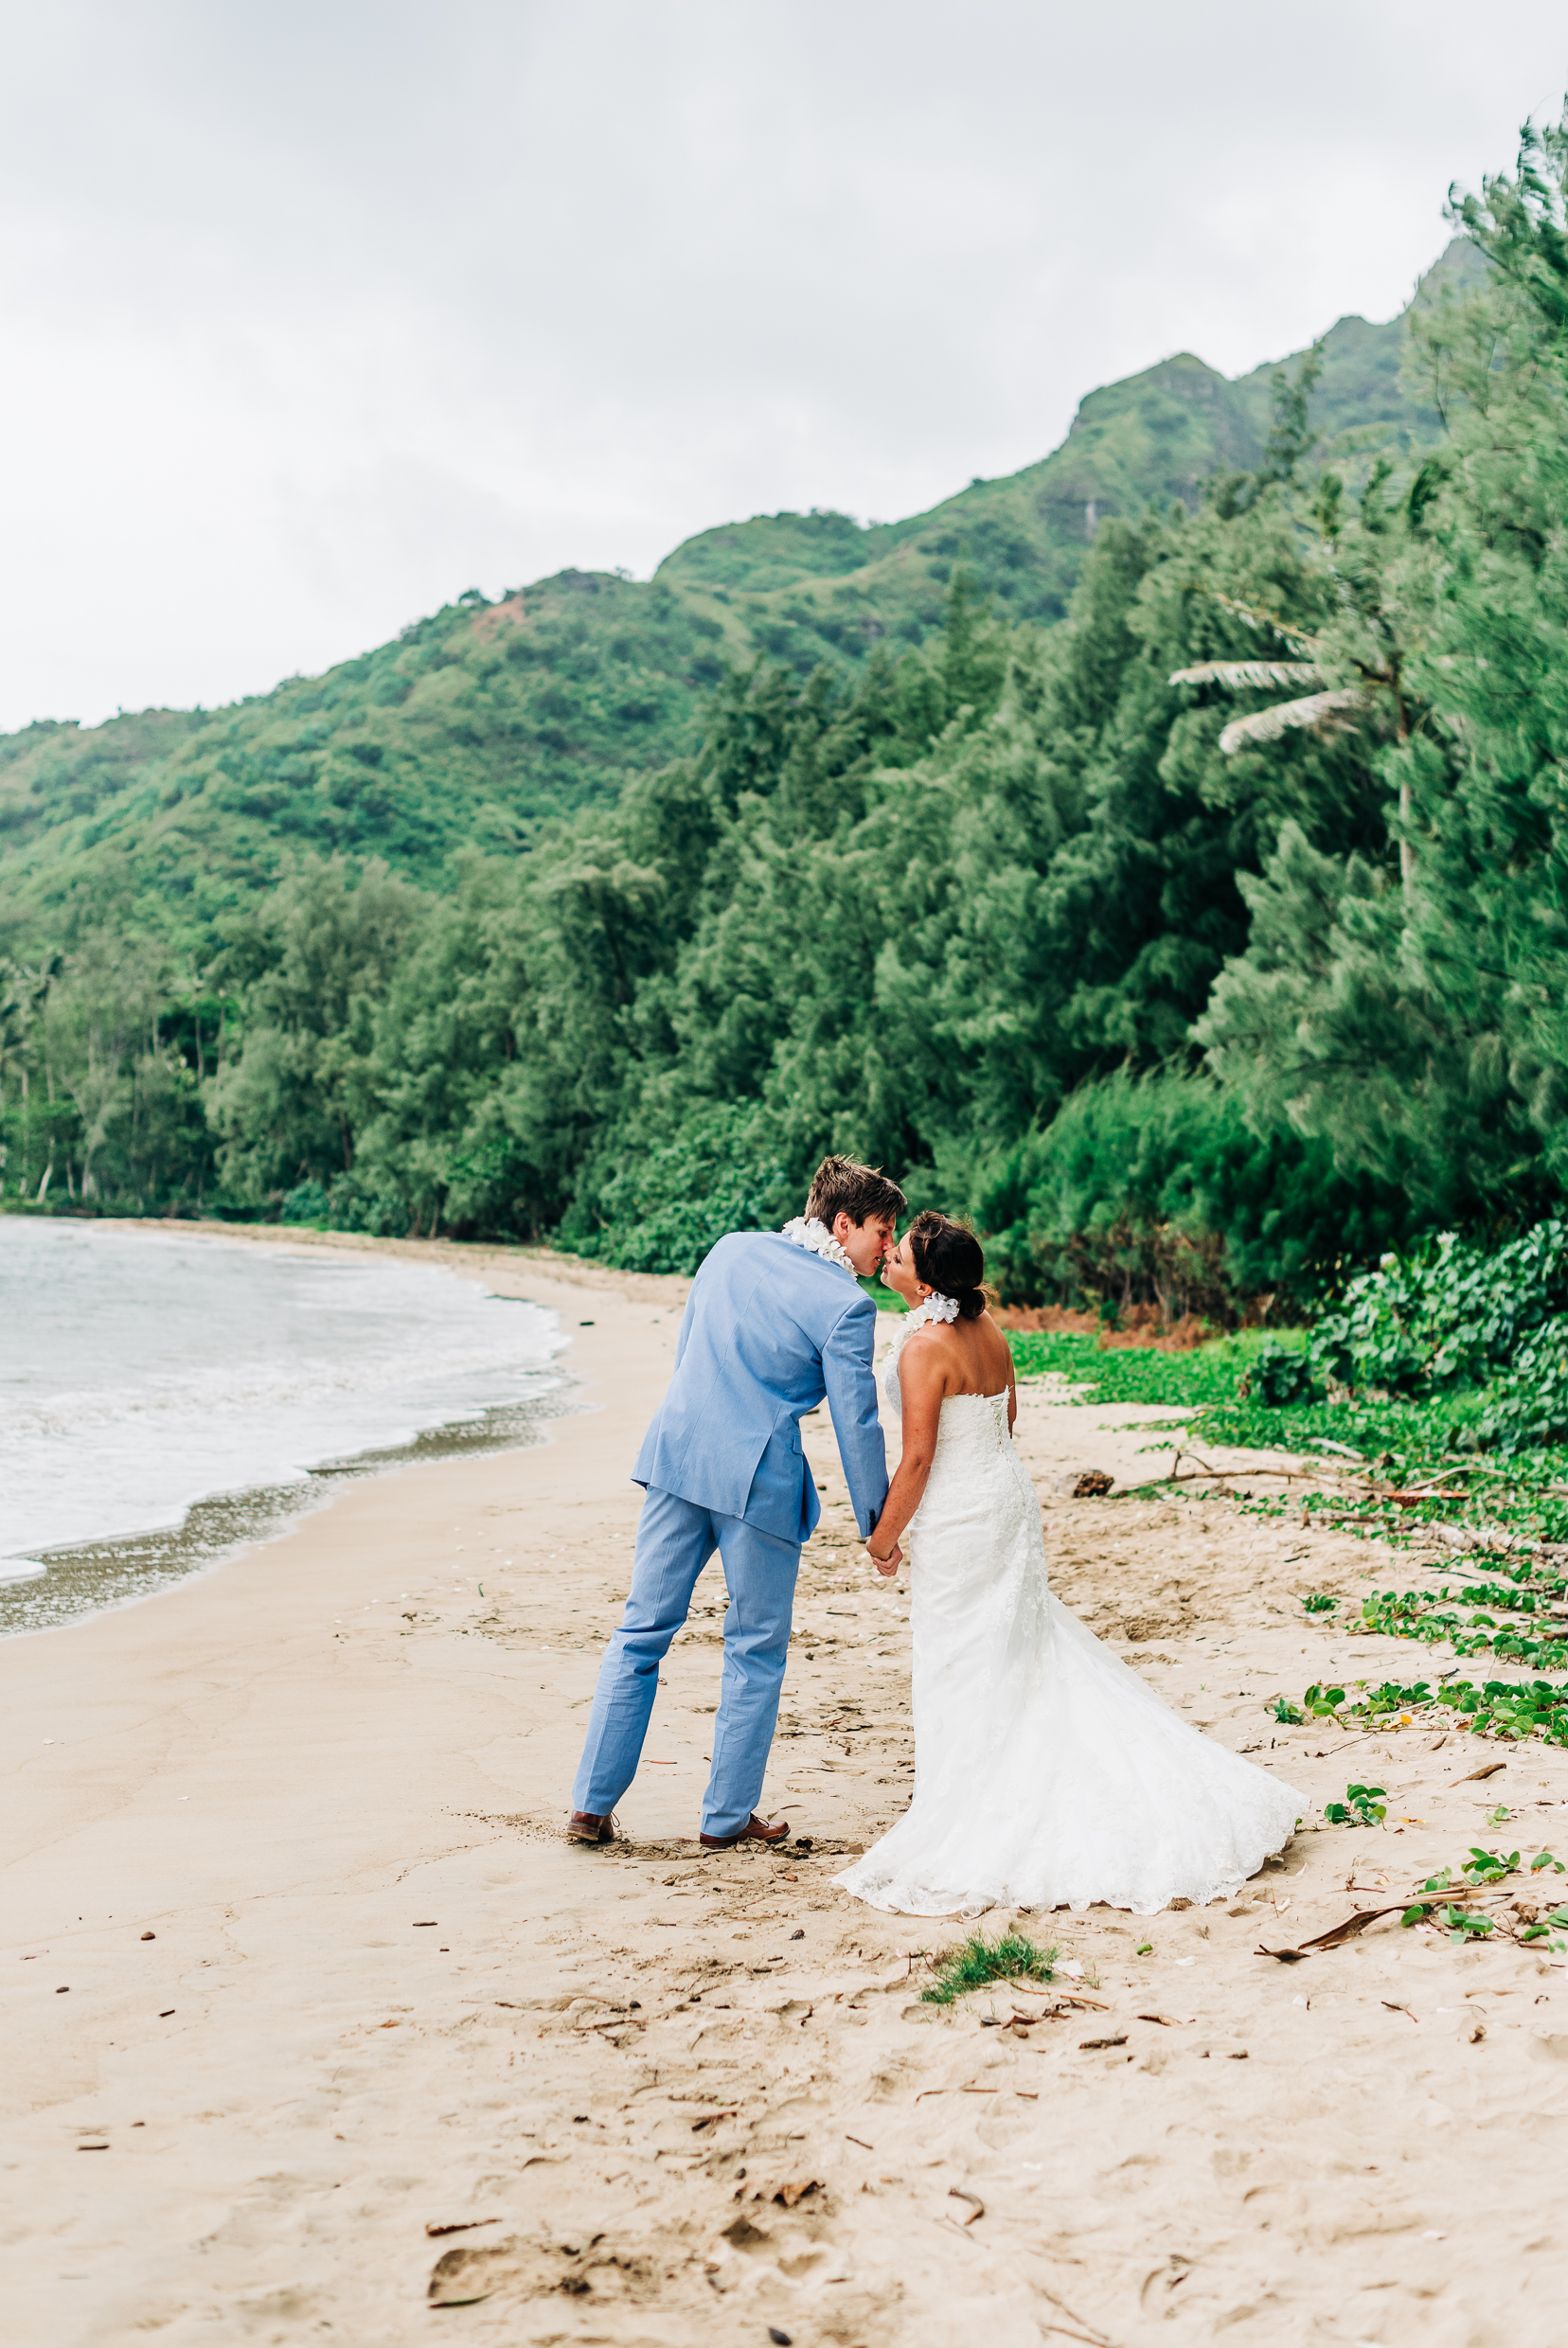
[780,1216,856,1275]
[911,1292,960,1325]
[882,1290,959,1379]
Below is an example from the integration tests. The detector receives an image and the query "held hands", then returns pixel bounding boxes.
[867,1539,902,1578]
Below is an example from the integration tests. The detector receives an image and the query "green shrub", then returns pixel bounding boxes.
[1310,1223,1568,1398]
[971,1067,1412,1316]
[1238,1338,1318,1407]
[327,1171,406,1237]
[570,1104,799,1276]
[1478,1314,1568,1452]
[280,1178,331,1224]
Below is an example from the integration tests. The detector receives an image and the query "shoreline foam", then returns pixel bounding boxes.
[0,1218,569,1630]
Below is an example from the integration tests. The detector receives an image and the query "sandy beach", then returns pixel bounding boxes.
[4,1229,1567,2346]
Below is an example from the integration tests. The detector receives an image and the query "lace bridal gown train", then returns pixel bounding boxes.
[836,1341,1305,1919]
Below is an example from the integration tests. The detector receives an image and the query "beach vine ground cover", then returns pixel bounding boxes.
[1395,1847,1568,1950]
[1324,1783,1387,1827]
[1007,1325,1568,1749]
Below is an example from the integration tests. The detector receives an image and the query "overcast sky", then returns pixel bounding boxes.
[1,2,1564,735]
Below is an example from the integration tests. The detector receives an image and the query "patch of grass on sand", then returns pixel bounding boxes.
[920,1930,1058,2005]
[1005,1326,1494,1471]
[1007,1327,1266,1409]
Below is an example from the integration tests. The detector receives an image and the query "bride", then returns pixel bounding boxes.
[835,1212,1304,1918]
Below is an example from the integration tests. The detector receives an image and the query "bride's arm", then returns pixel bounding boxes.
[865,1340,946,1576]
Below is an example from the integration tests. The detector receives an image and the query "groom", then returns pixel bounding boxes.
[569,1155,906,1849]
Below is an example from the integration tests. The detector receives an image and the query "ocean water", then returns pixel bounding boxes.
[0,1218,565,1633]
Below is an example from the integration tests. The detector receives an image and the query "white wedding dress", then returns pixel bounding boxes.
[835,1322,1305,1917]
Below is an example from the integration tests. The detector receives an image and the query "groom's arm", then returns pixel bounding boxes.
[669,1242,722,1374]
[821,1290,888,1538]
[670,1285,698,1371]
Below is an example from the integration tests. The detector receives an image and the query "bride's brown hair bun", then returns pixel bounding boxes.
[908,1210,989,1322]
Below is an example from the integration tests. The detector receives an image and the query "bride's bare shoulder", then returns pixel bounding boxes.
[895,1319,951,1379]
[976,1308,1015,1367]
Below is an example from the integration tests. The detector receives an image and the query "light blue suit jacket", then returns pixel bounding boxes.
[633,1232,888,1545]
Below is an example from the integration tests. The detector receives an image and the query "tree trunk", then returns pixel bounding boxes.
[1399,774,1414,890]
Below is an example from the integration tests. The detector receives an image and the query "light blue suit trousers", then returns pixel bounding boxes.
[570,1485,798,1840]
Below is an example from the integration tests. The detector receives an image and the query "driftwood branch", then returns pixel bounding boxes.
[1256,1886,1521,1963]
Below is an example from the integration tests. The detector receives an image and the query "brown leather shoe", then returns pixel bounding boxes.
[699,1812,791,1852]
[567,1810,615,1845]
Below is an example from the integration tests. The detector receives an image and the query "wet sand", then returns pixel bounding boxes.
[2,1230,1565,2344]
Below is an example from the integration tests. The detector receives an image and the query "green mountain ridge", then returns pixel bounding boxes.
[656,306,1437,623]
[8,84,1565,1296]
[0,240,1480,952]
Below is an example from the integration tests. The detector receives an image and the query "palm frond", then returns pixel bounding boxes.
[1211,593,1323,660]
[1218,687,1368,756]
[1169,660,1325,690]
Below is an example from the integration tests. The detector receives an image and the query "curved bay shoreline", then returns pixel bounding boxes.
[2,1224,1564,2345]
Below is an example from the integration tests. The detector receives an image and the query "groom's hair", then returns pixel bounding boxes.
[805,1155,907,1230]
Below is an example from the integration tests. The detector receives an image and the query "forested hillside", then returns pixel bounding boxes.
[0,244,1474,952]
[3,121,1561,1323]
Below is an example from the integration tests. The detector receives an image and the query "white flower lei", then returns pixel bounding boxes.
[914,1291,961,1325]
[780,1215,856,1276]
[882,1291,960,1381]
